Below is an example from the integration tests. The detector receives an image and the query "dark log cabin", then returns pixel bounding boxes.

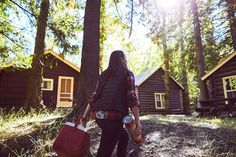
[0,50,80,109]
[200,51,236,115]
[135,67,184,114]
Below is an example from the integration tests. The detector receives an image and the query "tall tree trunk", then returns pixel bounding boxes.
[161,12,171,114]
[24,0,49,112]
[190,0,208,100]
[178,1,191,115]
[71,0,101,117]
[226,0,236,50]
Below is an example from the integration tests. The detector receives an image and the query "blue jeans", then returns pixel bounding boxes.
[96,118,129,157]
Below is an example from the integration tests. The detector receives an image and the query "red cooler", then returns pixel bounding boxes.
[53,122,90,157]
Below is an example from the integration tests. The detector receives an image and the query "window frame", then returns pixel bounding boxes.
[222,75,236,97]
[154,93,166,109]
[42,78,54,91]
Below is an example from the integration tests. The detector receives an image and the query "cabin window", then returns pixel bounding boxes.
[223,75,236,98]
[154,93,165,109]
[42,78,54,91]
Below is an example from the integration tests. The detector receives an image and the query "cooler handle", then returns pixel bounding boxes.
[74,117,82,127]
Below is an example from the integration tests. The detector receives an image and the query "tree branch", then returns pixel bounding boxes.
[0,31,25,49]
[7,0,36,26]
[113,0,123,21]
[129,0,134,38]
[8,0,36,17]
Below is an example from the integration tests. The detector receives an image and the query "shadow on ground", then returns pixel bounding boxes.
[127,118,236,157]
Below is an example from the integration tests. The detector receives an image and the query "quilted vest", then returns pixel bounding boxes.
[92,69,128,115]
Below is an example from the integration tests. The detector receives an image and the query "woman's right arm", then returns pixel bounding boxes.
[80,104,92,127]
[77,80,100,127]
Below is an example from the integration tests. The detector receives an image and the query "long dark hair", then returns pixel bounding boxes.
[94,50,126,98]
[106,50,126,74]
[93,51,126,102]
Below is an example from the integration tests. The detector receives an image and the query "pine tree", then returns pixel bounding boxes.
[71,0,101,116]
[161,11,171,114]
[226,0,236,50]
[190,0,208,100]
[24,0,49,111]
[178,0,190,115]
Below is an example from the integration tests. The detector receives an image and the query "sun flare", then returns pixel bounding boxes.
[158,0,179,9]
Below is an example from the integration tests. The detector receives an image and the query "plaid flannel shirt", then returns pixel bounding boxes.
[89,70,139,120]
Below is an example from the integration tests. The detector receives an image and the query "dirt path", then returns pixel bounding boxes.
[2,115,236,157]
[88,115,236,157]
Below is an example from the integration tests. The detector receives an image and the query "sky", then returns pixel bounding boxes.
[5,0,227,74]
[6,0,157,72]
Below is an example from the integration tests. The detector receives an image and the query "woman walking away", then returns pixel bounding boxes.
[76,50,141,157]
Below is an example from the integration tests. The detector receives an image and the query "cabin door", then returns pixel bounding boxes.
[57,76,74,107]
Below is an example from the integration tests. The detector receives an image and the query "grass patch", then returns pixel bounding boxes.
[0,108,65,140]
[205,117,236,128]
[141,114,236,129]
[0,107,68,156]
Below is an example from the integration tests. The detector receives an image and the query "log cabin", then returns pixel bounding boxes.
[0,49,80,109]
[135,67,184,114]
[199,51,236,116]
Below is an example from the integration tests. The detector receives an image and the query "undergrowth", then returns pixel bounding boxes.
[0,107,68,156]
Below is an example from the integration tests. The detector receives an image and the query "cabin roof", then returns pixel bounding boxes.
[0,50,80,73]
[44,49,80,72]
[0,64,15,70]
[135,67,184,89]
[201,51,236,80]
[0,63,30,71]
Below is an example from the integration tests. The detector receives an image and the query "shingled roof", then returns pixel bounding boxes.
[135,67,184,89]
[0,50,80,72]
[201,51,236,80]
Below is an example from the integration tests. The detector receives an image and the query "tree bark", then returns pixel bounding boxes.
[178,1,191,115]
[161,12,171,114]
[24,0,49,112]
[226,0,236,50]
[71,0,101,117]
[190,0,208,100]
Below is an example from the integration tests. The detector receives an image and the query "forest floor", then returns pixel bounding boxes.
[88,115,236,157]
[1,110,236,157]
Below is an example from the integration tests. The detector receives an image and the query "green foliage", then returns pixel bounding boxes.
[199,0,230,71]
[0,0,85,68]
[47,0,84,54]
[1,0,236,103]
[0,0,27,65]
[134,0,236,102]
[99,0,107,72]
